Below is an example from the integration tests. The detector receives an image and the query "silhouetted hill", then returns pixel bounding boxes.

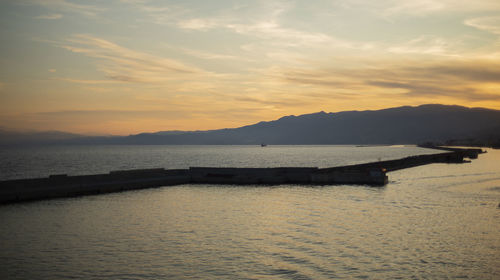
[3,104,500,145]
[124,104,500,145]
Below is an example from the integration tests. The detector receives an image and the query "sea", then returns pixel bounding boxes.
[0,145,499,279]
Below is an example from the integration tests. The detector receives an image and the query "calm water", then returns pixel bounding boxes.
[0,145,437,181]
[1,145,499,279]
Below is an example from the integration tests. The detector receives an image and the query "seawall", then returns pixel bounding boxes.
[0,147,483,204]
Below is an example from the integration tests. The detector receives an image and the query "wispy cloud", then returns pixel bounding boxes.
[276,58,500,102]
[226,21,333,46]
[234,96,313,108]
[381,0,445,17]
[177,16,364,51]
[120,0,190,25]
[54,78,120,84]
[35,109,191,119]
[380,0,500,17]
[121,1,370,52]
[35,13,62,20]
[388,35,456,55]
[60,34,207,84]
[178,18,220,30]
[21,0,104,16]
[464,16,500,35]
[178,47,250,61]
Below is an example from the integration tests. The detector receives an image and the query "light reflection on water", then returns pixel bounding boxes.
[0,145,436,180]
[0,146,499,279]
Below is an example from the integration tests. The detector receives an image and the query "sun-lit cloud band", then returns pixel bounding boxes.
[1,0,499,134]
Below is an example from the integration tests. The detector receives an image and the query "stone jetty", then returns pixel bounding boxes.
[0,146,484,204]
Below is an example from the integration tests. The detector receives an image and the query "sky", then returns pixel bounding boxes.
[1,0,500,135]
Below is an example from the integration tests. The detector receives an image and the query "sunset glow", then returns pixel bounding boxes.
[1,0,500,134]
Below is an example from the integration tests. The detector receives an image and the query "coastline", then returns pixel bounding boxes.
[0,147,483,204]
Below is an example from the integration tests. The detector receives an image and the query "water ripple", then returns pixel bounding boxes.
[1,147,500,279]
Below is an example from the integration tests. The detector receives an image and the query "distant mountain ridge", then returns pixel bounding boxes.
[2,104,500,145]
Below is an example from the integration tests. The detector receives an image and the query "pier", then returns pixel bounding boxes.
[0,147,484,204]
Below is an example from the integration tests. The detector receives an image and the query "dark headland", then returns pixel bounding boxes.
[2,104,500,146]
[0,146,484,204]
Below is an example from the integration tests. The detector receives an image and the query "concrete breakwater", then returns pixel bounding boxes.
[0,147,483,204]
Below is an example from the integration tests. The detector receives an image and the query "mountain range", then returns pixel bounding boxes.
[2,104,500,146]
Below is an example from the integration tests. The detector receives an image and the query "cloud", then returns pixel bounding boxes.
[382,0,445,17]
[35,13,62,20]
[442,0,500,11]
[177,17,358,50]
[21,0,104,16]
[172,4,333,47]
[226,21,332,46]
[234,96,312,108]
[464,16,500,35]
[378,0,500,17]
[178,18,219,30]
[54,78,120,84]
[178,47,250,61]
[422,62,500,82]
[35,109,191,119]
[120,0,190,26]
[60,34,207,84]
[121,1,370,53]
[388,35,455,55]
[276,58,500,102]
